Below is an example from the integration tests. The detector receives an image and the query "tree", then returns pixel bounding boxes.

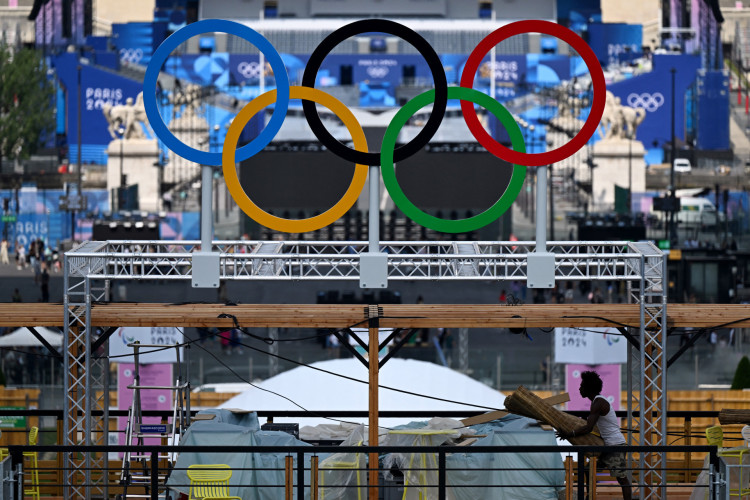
[731,356,750,390]
[0,44,54,166]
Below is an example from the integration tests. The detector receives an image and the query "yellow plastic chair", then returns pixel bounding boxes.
[707,425,750,498]
[23,426,39,500]
[186,464,241,500]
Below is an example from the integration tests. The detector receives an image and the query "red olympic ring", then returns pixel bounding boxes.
[459,20,606,167]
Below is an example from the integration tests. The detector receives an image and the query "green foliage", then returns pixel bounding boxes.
[0,44,55,162]
[731,356,750,390]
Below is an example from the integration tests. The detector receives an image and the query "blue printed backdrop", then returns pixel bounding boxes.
[695,70,730,150]
[588,23,643,67]
[166,53,575,106]
[608,54,702,153]
[52,44,726,171]
[0,188,200,246]
[0,188,109,249]
[52,52,146,164]
[160,213,200,240]
[112,22,168,67]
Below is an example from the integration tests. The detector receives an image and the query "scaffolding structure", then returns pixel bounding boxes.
[63,239,667,499]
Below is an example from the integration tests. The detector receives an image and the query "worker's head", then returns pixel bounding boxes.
[579,370,603,400]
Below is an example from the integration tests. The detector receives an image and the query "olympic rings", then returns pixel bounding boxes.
[381,87,526,233]
[147,18,606,233]
[301,19,448,166]
[223,86,369,233]
[143,19,290,166]
[459,20,606,167]
[626,92,665,112]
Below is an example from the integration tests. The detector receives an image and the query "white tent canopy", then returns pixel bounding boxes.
[220,358,505,427]
[0,327,63,347]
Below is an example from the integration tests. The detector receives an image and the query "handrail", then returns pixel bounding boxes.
[0,443,719,455]
[0,409,727,418]
[0,443,720,500]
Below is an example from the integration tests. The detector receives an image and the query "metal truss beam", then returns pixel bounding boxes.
[63,239,666,499]
[69,240,642,281]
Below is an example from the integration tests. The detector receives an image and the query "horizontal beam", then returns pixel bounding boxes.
[4,303,750,329]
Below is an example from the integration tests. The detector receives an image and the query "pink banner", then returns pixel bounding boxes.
[565,364,621,412]
[118,363,173,448]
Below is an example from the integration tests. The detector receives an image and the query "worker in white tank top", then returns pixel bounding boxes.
[556,370,632,500]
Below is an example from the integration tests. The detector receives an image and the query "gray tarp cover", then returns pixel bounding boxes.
[446,415,565,500]
[167,409,313,500]
[168,411,563,500]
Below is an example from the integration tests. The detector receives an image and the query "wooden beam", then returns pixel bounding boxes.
[2,303,750,329]
[459,392,570,427]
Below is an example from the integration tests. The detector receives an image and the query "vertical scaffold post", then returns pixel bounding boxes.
[632,242,668,500]
[64,242,109,499]
[64,249,86,499]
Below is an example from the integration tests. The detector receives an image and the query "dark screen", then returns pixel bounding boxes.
[238,142,518,213]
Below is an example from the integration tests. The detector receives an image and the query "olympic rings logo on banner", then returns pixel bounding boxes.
[626,92,664,112]
[366,66,390,78]
[237,61,263,79]
[144,18,606,234]
[119,48,144,64]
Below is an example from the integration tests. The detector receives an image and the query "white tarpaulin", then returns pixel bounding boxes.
[0,327,62,347]
[220,358,505,427]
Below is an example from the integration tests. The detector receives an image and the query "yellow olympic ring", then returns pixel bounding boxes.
[223,86,369,233]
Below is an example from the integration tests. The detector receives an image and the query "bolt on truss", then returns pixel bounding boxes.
[64,239,666,499]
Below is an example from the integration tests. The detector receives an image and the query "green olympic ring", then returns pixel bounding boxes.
[380,86,526,234]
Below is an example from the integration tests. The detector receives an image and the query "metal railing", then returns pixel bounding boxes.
[0,443,720,500]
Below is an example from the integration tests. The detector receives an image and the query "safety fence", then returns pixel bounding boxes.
[0,443,720,500]
[0,409,740,499]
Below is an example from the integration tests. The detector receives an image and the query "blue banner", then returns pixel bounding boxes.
[588,23,643,67]
[112,22,167,67]
[607,54,701,150]
[52,52,145,158]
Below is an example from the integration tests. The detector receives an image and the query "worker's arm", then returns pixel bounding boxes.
[556,398,606,440]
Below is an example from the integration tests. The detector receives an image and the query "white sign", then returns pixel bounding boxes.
[108,327,184,364]
[554,327,627,365]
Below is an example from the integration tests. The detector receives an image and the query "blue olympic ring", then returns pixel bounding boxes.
[142,19,290,166]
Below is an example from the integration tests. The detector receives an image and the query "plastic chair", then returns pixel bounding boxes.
[706,425,750,498]
[186,464,241,500]
[23,426,39,500]
[319,440,364,500]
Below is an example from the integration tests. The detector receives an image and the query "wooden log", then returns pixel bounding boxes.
[719,409,750,425]
[504,386,604,446]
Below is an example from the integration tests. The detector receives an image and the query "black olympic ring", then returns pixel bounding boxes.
[301,19,448,166]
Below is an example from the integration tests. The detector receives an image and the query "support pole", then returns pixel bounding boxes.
[192,164,220,288]
[669,68,678,247]
[536,165,548,252]
[527,164,555,289]
[368,322,379,500]
[360,165,387,288]
[201,165,212,252]
[368,165,379,253]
